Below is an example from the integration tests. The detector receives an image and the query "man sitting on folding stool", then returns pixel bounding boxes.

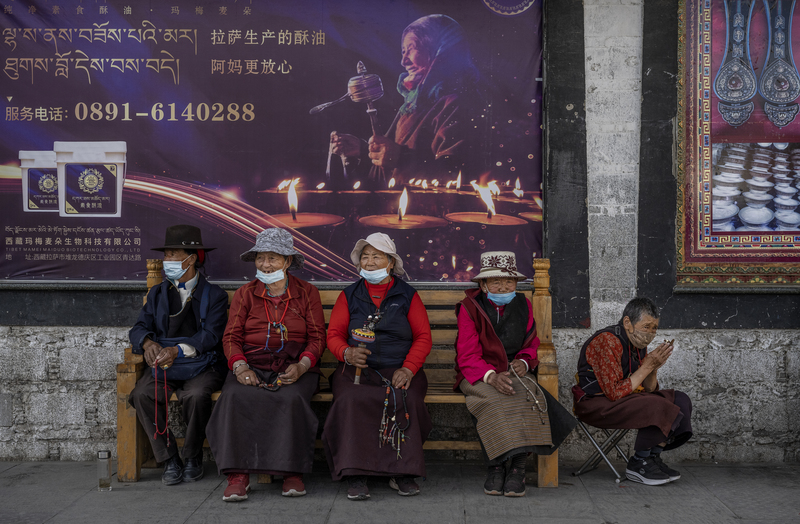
[573,297,692,486]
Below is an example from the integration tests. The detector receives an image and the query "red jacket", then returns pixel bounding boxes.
[224,274,326,370]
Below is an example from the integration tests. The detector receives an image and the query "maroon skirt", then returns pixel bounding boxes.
[575,389,681,438]
[206,371,319,475]
[322,363,431,480]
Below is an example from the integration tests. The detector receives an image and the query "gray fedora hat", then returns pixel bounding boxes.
[240,228,305,270]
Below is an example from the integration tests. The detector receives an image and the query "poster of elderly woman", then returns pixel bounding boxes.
[0,0,542,284]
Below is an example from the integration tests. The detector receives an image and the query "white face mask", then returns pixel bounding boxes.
[256,268,285,285]
[360,267,389,284]
[163,256,191,282]
[256,258,289,285]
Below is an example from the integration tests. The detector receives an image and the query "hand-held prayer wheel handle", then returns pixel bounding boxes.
[351,322,376,386]
[349,61,384,136]
[309,93,349,114]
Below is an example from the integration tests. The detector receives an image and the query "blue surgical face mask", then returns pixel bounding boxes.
[486,291,515,306]
[256,268,285,285]
[163,256,191,282]
[360,267,389,284]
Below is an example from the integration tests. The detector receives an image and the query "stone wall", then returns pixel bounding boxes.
[0,326,125,461]
[584,0,643,327]
[1,325,797,463]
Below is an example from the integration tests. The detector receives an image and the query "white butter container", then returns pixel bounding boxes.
[20,150,58,212]
[54,141,127,218]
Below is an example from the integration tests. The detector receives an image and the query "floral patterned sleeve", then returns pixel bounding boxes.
[585,332,632,401]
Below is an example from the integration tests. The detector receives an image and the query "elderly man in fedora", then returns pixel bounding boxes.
[129,225,228,485]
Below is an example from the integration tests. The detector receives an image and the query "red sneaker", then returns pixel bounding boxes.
[281,474,307,497]
[222,473,250,502]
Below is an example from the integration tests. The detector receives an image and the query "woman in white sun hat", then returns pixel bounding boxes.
[453,251,576,498]
[322,232,433,501]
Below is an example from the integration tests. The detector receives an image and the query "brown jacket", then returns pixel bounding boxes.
[223,274,326,372]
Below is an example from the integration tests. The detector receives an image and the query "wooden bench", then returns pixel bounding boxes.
[116,259,560,486]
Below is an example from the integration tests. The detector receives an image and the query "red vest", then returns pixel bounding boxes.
[453,288,536,390]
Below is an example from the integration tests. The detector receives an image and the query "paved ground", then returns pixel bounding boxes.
[1,459,799,524]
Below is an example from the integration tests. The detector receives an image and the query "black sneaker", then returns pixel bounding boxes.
[484,465,504,496]
[503,467,526,497]
[346,476,369,500]
[389,476,420,496]
[651,454,680,481]
[625,456,670,486]
[162,455,184,486]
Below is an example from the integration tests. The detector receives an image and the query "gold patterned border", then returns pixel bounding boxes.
[675,0,800,289]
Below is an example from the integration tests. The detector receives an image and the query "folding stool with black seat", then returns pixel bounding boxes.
[571,420,631,483]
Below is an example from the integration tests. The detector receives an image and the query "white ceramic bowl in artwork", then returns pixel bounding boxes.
[745,178,774,193]
[775,211,800,227]
[713,175,744,188]
[739,206,774,227]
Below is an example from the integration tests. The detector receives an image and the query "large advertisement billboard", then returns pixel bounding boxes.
[1,0,542,283]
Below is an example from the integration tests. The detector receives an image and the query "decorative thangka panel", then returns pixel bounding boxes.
[679,0,800,289]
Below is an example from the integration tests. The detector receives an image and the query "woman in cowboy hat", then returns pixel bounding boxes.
[205,228,326,502]
[454,251,576,497]
[322,232,432,500]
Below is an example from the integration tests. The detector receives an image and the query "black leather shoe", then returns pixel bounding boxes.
[162,455,184,486]
[182,455,204,482]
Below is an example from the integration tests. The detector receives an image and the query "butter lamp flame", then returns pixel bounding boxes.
[488,181,500,196]
[277,179,292,191]
[398,187,409,221]
[353,181,361,190]
[513,177,524,198]
[476,185,496,218]
[456,171,462,191]
[388,177,396,188]
[422,180,428,189]
[288,179,299,221]
[316,182,325,189]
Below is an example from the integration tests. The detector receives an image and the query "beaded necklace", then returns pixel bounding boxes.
[152,366,170,445]
[375,370,411,460]
[510,364,548,425]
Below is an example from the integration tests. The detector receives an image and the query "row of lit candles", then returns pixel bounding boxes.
[277,173,526,196]
[269,176,540,229]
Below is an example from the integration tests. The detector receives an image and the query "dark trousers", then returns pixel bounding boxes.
[129,367,224,463]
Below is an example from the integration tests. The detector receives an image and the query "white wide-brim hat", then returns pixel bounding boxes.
[240,227,305,270]
[350,232,406,277]
[471,251,528,282]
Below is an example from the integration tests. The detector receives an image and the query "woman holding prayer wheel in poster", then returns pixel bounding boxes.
[322,232,432,500]
[454,252,576,497]
[206,228,325,502]
[329,14,483,186]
